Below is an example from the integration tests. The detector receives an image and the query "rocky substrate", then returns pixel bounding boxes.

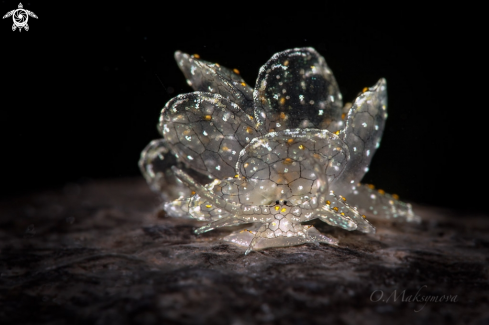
[0,178,488,324]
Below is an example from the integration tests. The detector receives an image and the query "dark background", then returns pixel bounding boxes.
[1,1,486,211]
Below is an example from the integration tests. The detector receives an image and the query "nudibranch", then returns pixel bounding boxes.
[140,48,419,254]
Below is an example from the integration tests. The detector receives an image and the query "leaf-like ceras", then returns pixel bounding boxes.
[253,48,343,133]
[159,92,261,180]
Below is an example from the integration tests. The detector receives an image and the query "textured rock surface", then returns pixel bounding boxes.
[0,178,488,325]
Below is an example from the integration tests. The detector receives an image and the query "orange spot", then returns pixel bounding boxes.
[269,129,275,132]
[245,126,253,134]
[298,145,304,150]
[392,194,400,200]
[362,87,368,93]
[280,98,286,105]
[340,212,345,216]
[244,163,249,168]
[233,68,240,74]
[362,215,367,219]
[284,158,293,164]
[341,197,347,202]
[378,189,385,195]
[341,113,346,120]
[335,130,340,135]
[367,184,375,190]
[193,54,200,59]
[234,174,239,178]
[280,112,286,119]
[333,207,339,212]
[283,60,289,66]
[241,82,246,86]
[287,138,294,144]
[203,115,212,121]
[326,200,331,205]
[215,63,220,67]
[191,191,196,195]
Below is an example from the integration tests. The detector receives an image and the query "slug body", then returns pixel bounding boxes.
[140,48,418,254]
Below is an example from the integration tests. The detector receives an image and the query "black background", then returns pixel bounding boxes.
[1,1,486,212]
